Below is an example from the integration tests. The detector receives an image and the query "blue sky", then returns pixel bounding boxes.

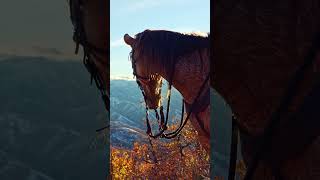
[110,0,210,78]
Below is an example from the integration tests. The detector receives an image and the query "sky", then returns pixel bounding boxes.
[110,0,210,78]
[0,0,210,67]
[0,0,78,60]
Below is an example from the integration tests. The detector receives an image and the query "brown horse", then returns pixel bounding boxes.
[214,1,320,179]
[124,30,211,151]
[69,0,109,111]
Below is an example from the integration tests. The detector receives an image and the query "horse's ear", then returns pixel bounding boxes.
[124,34,135,46]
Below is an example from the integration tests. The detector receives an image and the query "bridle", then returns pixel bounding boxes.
[227,32,320,180]
[69,0,109,131]
[130,47,210,139]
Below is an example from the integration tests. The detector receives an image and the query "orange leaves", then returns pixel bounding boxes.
[111,149,134,179]
[111,122,210,179]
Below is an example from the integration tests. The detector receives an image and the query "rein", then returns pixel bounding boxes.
[69,0,109,131]
[131,49,210,139]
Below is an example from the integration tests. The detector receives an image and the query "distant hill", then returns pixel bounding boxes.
[0,56,107,180]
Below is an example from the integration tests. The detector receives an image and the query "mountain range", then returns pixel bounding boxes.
[0,56,236,179]
[0,57,107,180]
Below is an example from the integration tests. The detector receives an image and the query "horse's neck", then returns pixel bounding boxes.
[158,48,210,104]
[157,48,211,150]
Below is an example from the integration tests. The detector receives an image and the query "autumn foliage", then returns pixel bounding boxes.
[111,123,210,179]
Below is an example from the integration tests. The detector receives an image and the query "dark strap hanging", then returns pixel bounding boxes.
[136,55,175,138]
[228,115,239,180]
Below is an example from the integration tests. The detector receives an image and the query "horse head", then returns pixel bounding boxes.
[124,33,163,110]
[124,30,210,144]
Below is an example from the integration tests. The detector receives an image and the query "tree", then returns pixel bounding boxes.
[111,122,210,179]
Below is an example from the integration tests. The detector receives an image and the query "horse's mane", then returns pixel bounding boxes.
[131,29,210,75]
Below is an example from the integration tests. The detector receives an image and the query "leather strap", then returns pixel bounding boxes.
[185,88,210,114]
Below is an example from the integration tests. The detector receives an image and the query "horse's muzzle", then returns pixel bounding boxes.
[147,104,159,110]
